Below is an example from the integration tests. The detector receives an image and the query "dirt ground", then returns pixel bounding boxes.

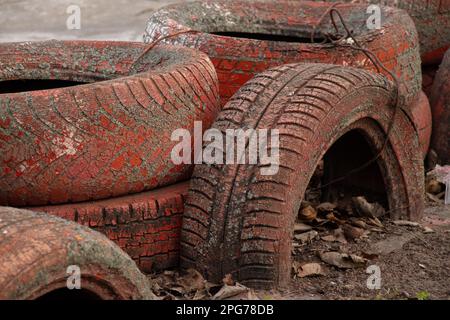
[148,201,450,300]
[281,203,450,300]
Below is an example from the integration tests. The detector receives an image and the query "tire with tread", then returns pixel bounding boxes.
[145,0,422,106]
[430,49,450,164]
[0,206,155,300]
[180,63,425,289]
[0,40,220,206]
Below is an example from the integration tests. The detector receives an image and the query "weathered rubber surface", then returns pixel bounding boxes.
[0,40,220,206]
[310,0,450,65]
[31,182,189,273]
[180,64,425,289]
[145,0,422,106]
[410,91,432,158]
[0,206,155,300]
[430,49,450,164]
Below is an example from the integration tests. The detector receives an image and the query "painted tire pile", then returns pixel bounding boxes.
[430,49,450,164]
[1,0,449,297]
[0,40,220,206]
[143,0,449,289]
[0,40,220,273]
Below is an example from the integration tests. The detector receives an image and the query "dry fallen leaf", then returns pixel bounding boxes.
[342,224,365,241]
[294,230,319,244]
[222,274,235,286]
[319,251,368,269]
[426,178,442,194]
[212,283,257,300]
[367,217,384,228]
[426,192,444,203]
[293,262,325,278]
[299,205,317,221]
[294,222,313,233]
[352,196,386,219]
[317,202,337,212]
[349,218,368,229]
[393,220,420,227]
[321,228,347,244]
[423,226,434,234]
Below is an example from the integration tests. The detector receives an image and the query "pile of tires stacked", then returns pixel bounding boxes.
[0,39,221,299]
[143,0,449,289]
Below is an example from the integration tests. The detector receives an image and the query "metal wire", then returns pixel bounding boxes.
[132,30,200,68]
[309,6,403,191]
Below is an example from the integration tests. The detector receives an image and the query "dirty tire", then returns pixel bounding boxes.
[31,182,189,273]
[145,0,421,106]
[430,49,450,164]
[310,0,450,65]
[0,206,155,300]
[0,40,220,206]
[410,91,432,158]
[180,64,425,289]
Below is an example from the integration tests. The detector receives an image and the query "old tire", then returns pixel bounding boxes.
[145,0,421,106]
[310,0,450,65]
[0,206,155,300]
[410,91,432,158]
[180,64,425,289]
[430,49,450,164]
[0,40,220,206]
[31,182,189,273]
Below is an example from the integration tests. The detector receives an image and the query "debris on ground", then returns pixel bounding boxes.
[427,165,450,204]
[352,196,386,219]
[319,252,368,269]
[148,269,258,300]
[293,262,326,278]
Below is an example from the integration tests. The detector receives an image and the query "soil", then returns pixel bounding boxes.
[148,201,450,300]
[274,203,450,300]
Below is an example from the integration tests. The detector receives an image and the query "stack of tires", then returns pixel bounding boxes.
[0,40,221,298]
[1,0,448,298]
[143,0,449,289]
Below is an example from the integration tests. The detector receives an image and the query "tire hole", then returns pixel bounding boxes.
[36,288,102,300]
[304,130,389,211]
[211,32,329,44]
[0,79,88,94]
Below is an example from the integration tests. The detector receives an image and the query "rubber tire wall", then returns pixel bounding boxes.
[180,63,425,289]
[430,48,450,164]
[145,0,422,106]
[31,182,189,273]
[309,0,450,65]
[0,40,220,206]
[410,91,432,157]
[0,206,155,300]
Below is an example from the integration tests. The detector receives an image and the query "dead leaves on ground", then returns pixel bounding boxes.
[148,270,258,300]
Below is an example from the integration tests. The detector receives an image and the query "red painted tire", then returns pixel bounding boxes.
[180,64,425,289]
[430,49,450,164]
[410,91,432,158]
[145,0,422,106]
[31,181,189,273]
[0,206,155,300]
[0,40,220,206]
[309,0,450,65]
